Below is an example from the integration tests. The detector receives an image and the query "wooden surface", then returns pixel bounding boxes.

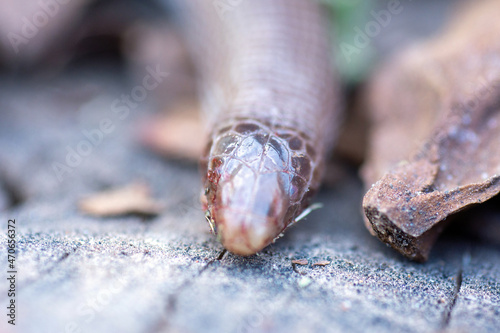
[0,74,498,333]
[0,0,499,332]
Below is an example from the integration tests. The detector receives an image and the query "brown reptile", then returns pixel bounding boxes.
[172,0,341,255]
[1,0,341,256]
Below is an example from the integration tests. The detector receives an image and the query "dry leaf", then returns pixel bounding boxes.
[312,260,330,267]
[291,259,308,265]
[78,183,163,217]
[362,0,500,262]
[140,100,207,161]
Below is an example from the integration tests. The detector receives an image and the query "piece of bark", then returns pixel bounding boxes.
[312,261,331,267]
[291,259,309,266]
[78,183,164,217]
[361,0,500,262]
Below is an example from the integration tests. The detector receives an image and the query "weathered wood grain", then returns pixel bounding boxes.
[0,75,498,333]
[0,0,498,332]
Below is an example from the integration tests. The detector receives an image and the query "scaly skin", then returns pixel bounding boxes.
[201,118,325,255]
[176,0,341,255]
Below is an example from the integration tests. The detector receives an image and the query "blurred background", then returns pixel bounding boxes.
[0,0,462,85]
[0,0,465,204]
[0,1,499,333]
